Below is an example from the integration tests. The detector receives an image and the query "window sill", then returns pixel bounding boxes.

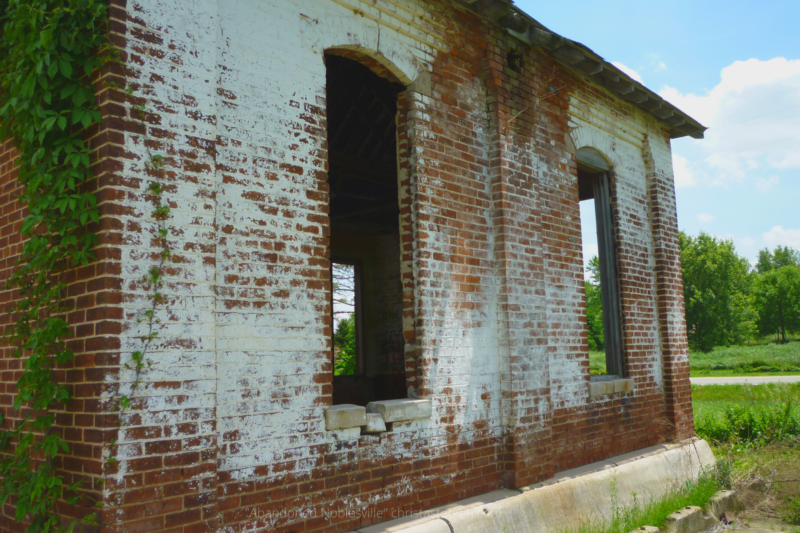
[588,377,634,397]
[325,404,366,430]
[325,399,432,432]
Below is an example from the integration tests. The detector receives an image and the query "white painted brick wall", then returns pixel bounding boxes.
[105,0,688,526]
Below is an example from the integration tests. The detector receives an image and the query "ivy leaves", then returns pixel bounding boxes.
[1,1,106,263]
[0,1,109,531]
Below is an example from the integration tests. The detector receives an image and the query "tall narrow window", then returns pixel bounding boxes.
[577,148,624,377]
[325,53,406,405]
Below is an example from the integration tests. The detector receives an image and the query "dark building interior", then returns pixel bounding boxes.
[325,53,407,405]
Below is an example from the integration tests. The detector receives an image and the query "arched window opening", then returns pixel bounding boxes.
[326,53,407,405]
[577,148,624,378]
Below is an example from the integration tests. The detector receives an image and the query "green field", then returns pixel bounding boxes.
[690,339,800,376]
[693,383,800,443]
[589,337,800,377]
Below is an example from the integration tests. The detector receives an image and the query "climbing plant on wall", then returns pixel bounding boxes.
[0,1,109,530]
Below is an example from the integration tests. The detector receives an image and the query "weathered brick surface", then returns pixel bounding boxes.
[0,0,696,531]
[0,2,129,525]
[0,140,27,533]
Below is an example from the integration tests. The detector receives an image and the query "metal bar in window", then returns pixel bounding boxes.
[593,172,624,377]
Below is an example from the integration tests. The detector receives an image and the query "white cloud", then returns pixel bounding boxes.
[762,226,800,251]
[660,58,800,185]
[672,154,695,188]
[736,236,760,266]
[611,61,643,84]
[646,53,667,73]
[738,236,757,248]
[755,175,780,192]
[697,213,716,223]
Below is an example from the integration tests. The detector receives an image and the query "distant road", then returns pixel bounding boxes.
[691,375,800,386]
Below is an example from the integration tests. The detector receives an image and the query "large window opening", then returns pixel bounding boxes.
[325,53,406,405]
[577,148,624,378]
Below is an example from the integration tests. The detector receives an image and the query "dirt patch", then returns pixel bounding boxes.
[722,438,800,524]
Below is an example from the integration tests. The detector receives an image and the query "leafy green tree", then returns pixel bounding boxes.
[332,263,357,375]
[756,246,800,274]
[679,232,753,352]
[334,314,357,375]
[584,256,604,351]
[752,266,800,343]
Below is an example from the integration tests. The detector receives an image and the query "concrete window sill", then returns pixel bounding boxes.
[367,399,432,423]
[588,376,634,397]
[325,399,432,433]
[324,404,366,430]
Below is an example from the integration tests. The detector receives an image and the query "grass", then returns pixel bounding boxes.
[693,383,800,525]
[567,474,719,533]
[590,336,800,377]
[690,338,800,377]
[589,350,606,375]
[693,383,800,445]
[693,383,800,416]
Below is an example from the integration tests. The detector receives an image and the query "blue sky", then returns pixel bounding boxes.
[514,0,800,267]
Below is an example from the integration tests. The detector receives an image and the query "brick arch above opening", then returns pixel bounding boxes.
[325,46,411,86]
[300,11,431,87]
[569,126,625,171]
[576,147,612,172]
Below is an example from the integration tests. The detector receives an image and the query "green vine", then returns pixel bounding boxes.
[0,1,109,531]
[108,85,171,452]
[119,156,170,409]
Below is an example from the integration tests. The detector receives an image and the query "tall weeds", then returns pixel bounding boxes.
[694,385,800,447]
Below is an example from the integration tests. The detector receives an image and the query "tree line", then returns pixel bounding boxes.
[584,237,800,354]
[679,234,800,352]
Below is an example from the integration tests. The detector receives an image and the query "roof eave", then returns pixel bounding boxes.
[456,0,707,140]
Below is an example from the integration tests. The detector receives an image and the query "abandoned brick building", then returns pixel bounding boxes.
[0,0,708,532]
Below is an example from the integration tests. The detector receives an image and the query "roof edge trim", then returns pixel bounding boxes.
[455,0,707,139]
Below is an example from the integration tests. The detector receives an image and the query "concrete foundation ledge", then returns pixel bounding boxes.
[348,438,715,533]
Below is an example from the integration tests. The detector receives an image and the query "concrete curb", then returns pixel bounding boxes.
[708,490,742,520]
[663,506,716,533]
[628,490,742,533]
[349,438,716,533]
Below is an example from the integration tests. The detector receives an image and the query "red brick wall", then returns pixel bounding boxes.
[644,140,695,441]
[0,140,26,533]
[0,142,37,533]
[0,6,129,525]
[0,0,696,532]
